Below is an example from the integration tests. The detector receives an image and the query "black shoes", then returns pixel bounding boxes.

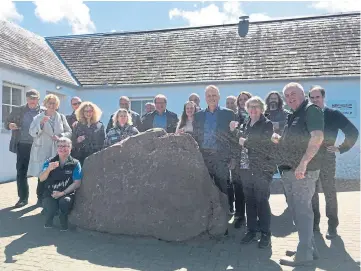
[59,214,69,232]
[14,199,28,208]
[240,231,257,244]
[326,228,338,239]
[258,233,271,248]
[44,221,53,229]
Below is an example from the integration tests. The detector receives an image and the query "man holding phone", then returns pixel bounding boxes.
[5,89,44,208]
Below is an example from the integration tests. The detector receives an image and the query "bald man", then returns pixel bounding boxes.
[273,82,324,267]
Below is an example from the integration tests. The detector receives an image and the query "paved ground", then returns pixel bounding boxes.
[0,179,359,271]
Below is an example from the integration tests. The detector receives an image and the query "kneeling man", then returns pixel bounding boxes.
[39,137,82,231]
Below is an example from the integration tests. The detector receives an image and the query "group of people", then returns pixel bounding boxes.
[6,82,358,267]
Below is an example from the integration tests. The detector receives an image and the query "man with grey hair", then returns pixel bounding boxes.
[140,94,179,133]
[106,96,141,133]
[188,93,201,112]
[144,102,155,115]
[6,89,45,207]
[226,96,238,114]
[272,82,324,267]
[193,85,236,235]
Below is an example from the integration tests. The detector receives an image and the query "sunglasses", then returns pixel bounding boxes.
[72,102,81,106]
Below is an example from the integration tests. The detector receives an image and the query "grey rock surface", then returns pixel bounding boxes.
[70,128,228,241]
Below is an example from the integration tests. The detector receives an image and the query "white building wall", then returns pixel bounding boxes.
[0,65,78,182]
[80,77,360,180]
[1,71,359,182]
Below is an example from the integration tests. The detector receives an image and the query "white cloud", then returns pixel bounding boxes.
[34,0,96,34]
[0,0,23,22]
[310,0,361,13]
[169,1,271,27]
[110,29,116,33]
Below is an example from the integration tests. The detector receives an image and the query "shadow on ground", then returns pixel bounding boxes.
[0,203,359,271]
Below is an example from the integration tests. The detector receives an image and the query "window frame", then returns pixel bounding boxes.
[2,81,26,130]
[130,97,154,116]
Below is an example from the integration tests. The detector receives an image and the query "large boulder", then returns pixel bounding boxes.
[70,129,228,241]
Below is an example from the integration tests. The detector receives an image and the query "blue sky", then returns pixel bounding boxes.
[1,1,359,37]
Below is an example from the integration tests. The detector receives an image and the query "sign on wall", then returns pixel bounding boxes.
[328,100,357,118]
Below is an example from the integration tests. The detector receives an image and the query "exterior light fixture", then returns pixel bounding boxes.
[238,15,249,37]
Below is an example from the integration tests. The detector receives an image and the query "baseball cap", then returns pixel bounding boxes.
[26,89,40,99]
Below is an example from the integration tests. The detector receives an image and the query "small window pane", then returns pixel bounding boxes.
[2,86,11,104]
[12,88,22,106]
[131,101,142,115]
[2,105,11,125]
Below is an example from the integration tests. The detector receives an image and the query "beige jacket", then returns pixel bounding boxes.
[28,111,72,177]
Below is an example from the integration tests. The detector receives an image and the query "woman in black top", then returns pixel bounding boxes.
[230,96,276,249]
[72,102,105,166]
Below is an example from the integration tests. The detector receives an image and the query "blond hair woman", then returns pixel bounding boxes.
[72,101,105,165]
[104,108,139,148]
[28,94,72,177]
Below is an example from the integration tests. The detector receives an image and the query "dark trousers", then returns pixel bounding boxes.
[16,143,32,201]
[230,168,246,218]
[36,179,45,200]
[43,194,75,226]
[312,153,338,229]
[241,169,271,234]
[201,150,229,195]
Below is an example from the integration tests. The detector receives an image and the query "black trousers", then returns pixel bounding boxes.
[201,150,229,195]
[43,194,75,226]
[312,153,339,229]
[241,169,272,234]
[36,179,45,200]
[230,168,246,218]
[16,143,32,201]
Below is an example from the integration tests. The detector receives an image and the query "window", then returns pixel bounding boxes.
[130,98,153,116]
[2,82,25,128]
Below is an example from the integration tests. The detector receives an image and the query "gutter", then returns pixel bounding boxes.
[0,62,80,89]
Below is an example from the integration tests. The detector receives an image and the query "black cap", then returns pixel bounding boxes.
[26,89,40,99]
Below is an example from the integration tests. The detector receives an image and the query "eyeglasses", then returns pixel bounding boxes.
[58,145,71,149]
[84,110,94,113]
[72,102,81,106]
[47,102,57,105]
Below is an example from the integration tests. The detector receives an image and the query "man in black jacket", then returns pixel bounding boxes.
[193,85,235,202]
[140,94,178,133]
[273,83,324,267]
[309,86,359,239]
[5,89,44,208]
[106,96,141,133]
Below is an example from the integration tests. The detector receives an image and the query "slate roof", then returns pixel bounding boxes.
[45,12,359,86]
[0,20,77,85]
